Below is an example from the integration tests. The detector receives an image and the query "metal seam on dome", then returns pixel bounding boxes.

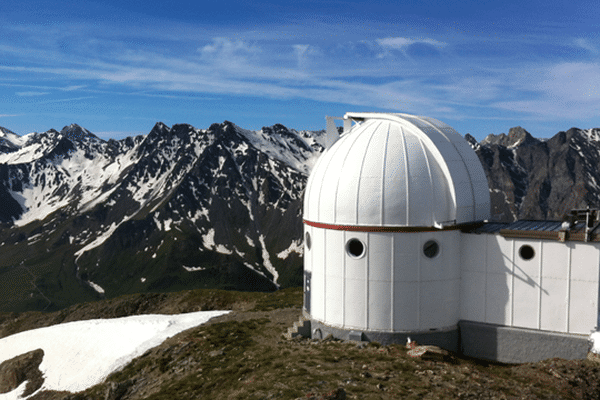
[417,116,477,221]
[355,120,381,225]
[400,126,410,225]
[333,121,369,224]
[381,122,390,225]
[417,135,435,226]
[313,144,338,223]
[391,114,459,221]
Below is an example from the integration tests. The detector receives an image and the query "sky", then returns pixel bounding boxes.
[0,0,599,141]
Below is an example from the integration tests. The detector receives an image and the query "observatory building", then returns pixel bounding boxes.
[301,112,600,363]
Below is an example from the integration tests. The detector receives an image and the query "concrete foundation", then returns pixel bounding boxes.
[310,319,459,352]
[309,318,590,363]
[458,320,590,364]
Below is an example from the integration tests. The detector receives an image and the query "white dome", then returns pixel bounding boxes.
[304,112,490,227]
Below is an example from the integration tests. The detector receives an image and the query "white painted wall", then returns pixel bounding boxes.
[305,226,461,333]
[460,233,600,334]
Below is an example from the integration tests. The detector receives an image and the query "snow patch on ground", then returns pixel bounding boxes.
[590,331,600,354]
[0,311,229,399]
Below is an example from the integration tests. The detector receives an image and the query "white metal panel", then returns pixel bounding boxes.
[393,281,419,330]
[325,230,344,278]
[512,275,539,329]
[571,243,600,282]
[569,280,598,333]
[542,242,569,279]
[426,149,453,225]
[311,227,326,321]
[369,280,392,331]
[345,232,368,280]
[487,236,512,274]
[405,134,432,226]
[383,123,408,225]
[540,277,568,332]
[325,276,344,327]
[420,280,459,329]
[486,272,512,325]
[444,232,462,280]
[419,246,444,282]
[368,233,392,282]
[460,234,486,272]
[393,234,419,282]
[345,277,366,329]
[332,128,369,224]
[316,149,344,223]
[325,230,345,326]
[394,252,420,282]
[357,122,387,225]
[344,231,368,329]
[304,226,313,273]
[460,271,486,322]
[513,240,541,278]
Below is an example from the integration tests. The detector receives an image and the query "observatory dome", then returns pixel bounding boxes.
[304,112,490,227]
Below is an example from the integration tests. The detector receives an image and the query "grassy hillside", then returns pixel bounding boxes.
[1,288,600,399]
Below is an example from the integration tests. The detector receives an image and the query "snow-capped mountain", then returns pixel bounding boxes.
[0,122,325,312]
[2,119,600,313]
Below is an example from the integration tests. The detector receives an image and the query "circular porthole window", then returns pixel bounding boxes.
[423,240,440,259]
[305,232,312,251]
[346,238,366,259]
[519,244,535,260]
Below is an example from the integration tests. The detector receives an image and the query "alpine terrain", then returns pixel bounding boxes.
[0,122,324,313]
[1,121,599,313]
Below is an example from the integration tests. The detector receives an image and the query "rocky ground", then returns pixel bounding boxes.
[1,287,600,399]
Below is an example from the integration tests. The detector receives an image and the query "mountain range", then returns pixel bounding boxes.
[0,120,599,313]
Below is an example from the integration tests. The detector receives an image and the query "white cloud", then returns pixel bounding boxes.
[574,38,598,55]
[199,37,260,60]
[377,37,414,49]
[375,36,446,57]
[293,44,319,69]
[16,91,50,96]
[493,62,600,119]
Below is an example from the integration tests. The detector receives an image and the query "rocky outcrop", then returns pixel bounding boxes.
[0,348,45,396]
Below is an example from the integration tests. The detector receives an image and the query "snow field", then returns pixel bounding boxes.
[0,310,229,399]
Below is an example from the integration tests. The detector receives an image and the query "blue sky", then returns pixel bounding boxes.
[0,0,599,141]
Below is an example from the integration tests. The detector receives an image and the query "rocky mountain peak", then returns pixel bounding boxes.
[464,133,480,150]
[60,124,98,142]
[0,126,18,137]
[481,126,538,148]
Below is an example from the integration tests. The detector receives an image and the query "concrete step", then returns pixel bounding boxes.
[284,315,311,339]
